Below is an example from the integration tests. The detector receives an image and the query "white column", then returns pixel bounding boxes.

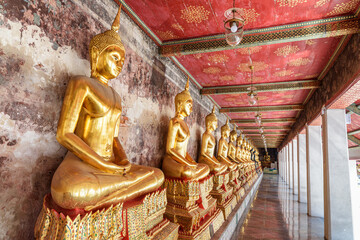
[297,134,307,203]
[285,145,289,184]
[292,139,298,195]
[322,109,353,240]
[306,125,324,217]
[288,142,293,189]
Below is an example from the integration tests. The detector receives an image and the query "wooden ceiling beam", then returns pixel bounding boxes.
[348,135,360,145]
[220,104,303,113]
[237,126,291,130]
[160,17,359,56]
[232,118,296,123]
[200,80,319,95]
[348,129,360,136]
[346,104,360,116]
[244,132,287,135]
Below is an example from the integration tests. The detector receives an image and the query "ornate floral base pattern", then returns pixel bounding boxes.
[163,176,224,240]
[34,189,179,240]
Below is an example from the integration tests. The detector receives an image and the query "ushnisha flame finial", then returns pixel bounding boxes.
[185,76,190,91]
[212,105,216,114]
[111,4,122,32]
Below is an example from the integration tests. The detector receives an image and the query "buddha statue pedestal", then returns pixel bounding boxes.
[163,176,223,240]
[210,172,237,219]
[228,169,244,202]
[35,189,179,240]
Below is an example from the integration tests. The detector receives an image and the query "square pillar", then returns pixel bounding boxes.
[322,109,353,240]
[297,134,307,203]
[306,125,324,217]
[292,139,298,195]
[285,145,289,184]
[288,142,293,189]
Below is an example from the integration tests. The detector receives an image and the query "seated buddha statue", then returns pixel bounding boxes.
[198,106,227,175]
[217,119,237,171]
[228,128,240,164]
[162,79,210,181]
[50,7,164,212]
[235,134,244,163]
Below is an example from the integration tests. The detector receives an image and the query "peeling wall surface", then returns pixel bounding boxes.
[0,0,226,238]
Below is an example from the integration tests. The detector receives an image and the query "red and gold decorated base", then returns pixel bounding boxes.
[163,176,223,240]
[210,173,237,220]
[34,189,179,240]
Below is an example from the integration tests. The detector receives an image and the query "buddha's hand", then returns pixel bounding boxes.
[101,161,130,174]
[115,159,131,174]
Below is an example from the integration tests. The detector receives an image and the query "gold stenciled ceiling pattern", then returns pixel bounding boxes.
[123,0,360,148]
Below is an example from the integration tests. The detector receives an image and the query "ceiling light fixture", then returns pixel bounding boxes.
[255,112,262,125]
[247,62,257,106]
[224,0,244,46]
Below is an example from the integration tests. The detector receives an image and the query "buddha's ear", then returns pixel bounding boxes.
[90,46,99,75]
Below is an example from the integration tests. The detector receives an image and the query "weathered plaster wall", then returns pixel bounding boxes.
[0,0,226,238]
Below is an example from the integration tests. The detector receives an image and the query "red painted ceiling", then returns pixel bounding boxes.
[123,0,360,148]
[177,38,341,86]
[125,0,360,41]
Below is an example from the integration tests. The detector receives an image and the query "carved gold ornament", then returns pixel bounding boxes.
[238,61,268,72]
[289,57,311,67]
[181,5,210,24]
[203,67,221,74]
[208,54,229,64]
[274,45,300,57]
[274,70,294,77]
[276,0,308,7]
[237,46,262,54]
[156,30,178,40]
[327,0,360,16]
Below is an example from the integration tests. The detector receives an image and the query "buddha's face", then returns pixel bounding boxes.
[95,45,125,80]
[237,138,242,146]
[206,118,218,132]
[230,133,237,142]
[183,100,193,116]
[222,129,230,138]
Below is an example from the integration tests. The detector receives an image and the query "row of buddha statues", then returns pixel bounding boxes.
[34,6,262,240]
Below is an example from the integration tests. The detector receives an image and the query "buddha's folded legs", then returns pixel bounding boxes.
[198,156,227,175]
[51,152,164,210]
[162,155,210,181]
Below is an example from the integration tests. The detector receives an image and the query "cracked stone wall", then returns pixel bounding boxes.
[0,0,227,238]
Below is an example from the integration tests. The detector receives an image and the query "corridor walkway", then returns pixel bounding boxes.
[232,174,324,240]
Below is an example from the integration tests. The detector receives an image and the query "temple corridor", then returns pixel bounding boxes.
[232,174,324,240]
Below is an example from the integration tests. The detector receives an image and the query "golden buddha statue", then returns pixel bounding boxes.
[199,107,236,220]
[162,81,223,239]
[227,129,239,164]
[217,119,237,171]
[51,7,163,211]
[35,7,178,240]
[198,106,227,175]
[162,79,210,180]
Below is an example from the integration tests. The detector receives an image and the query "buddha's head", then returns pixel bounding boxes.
[90,6,126,82]
[205,106,218,132]
[230,129,237,142]
[175,78,193,118]
[221,119,230,138]
[237,134,243,146]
